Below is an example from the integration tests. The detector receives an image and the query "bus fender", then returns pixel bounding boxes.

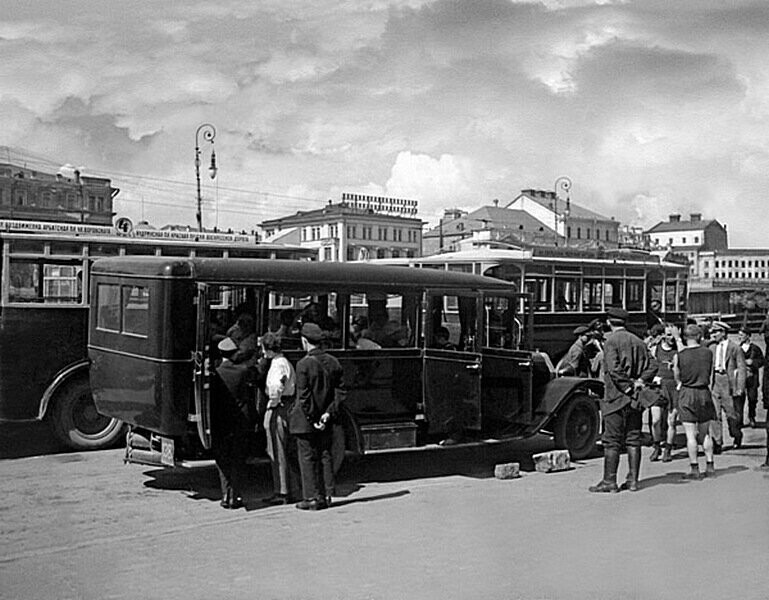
[37,360,91,420]
[331,404,365,473]
[529,376,603,434]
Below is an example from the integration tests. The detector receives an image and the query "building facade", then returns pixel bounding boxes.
[259,193,423,262]
[0,163,117,226]
[645,213,728,278]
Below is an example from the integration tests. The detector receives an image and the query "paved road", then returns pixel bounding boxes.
[0,418,767,600]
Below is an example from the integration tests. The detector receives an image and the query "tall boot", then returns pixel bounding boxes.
[649,441,661,462]
[624,446,642,491]
[589,447,620,493]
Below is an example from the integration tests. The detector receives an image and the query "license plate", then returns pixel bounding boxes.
[161,437,175,467]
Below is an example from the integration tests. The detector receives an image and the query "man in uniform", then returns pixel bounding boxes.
[589,307,656,493]
[709,321,746,452]
[289,323,347,511]
[555,325,593,377]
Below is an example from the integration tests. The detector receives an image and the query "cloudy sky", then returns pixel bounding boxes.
[2,0,768,244]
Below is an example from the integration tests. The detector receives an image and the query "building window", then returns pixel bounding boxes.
[329,225,337,238]
[376,248,386,259]
[694,236,699,244]
[577,228,581,239]
[323,247,333,261]
[346,247,355,261]
[567,226,571,238]
[301,228,307,241]
[586,229,591,239]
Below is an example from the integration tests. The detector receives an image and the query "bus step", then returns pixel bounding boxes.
[360,422,417,451]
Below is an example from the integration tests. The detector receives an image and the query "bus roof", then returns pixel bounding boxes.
[90,256,518,291]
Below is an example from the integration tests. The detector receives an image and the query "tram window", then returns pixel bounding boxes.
[447,263,473,274]
[665,281,678,311]
[7,260,83,303]
[349,292,418,349]
[123,244,158,256]
[89,243,121,257]
[483,296,520,349]
[626,280,643,311]
[50,242,84,256]
[122,286,149,336]
[161,246,194,257]
[583,280,602,312]
[554,277,580,311]
[524,277,551,312]
[9,240,44,254]
[604,281,622,308]
[484,264,521,288]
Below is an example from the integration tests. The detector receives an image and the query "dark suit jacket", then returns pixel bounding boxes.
[602,328,657,416]
[289,348,346,434]
[212,360,256,433]
[710,340,747,396]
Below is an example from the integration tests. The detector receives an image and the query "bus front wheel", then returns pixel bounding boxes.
[553,393,600,461]
[49,378,125,451]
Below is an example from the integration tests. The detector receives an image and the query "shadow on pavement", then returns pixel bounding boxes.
[640,464,750,490]
[0,422,68,459]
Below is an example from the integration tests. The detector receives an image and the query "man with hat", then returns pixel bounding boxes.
[709,321,746,452]
[289,322,347,510]
[555,325,594,377]
[589,307,656,493]
[736,325,763,429]
[211,336,257,509]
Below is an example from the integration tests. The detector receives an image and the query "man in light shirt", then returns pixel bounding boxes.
[709,321,746,453]
[260,332,297,505]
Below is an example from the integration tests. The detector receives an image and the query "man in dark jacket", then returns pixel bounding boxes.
[289,323,346,510]
[589,307,657,493]
[737,326,763,429]
[212,337,256,509]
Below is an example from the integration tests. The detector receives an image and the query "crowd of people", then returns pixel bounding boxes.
[209,305,346,511]
[560,307,769,494]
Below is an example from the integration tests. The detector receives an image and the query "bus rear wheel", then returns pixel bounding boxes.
[49,378,125,451]
[553,393,600,461]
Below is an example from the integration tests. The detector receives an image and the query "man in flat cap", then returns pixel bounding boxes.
[590,307,656,493]
[709,321,746,452]
[555,325,594,377]
[211,336,257,509]
[289,322,347,510]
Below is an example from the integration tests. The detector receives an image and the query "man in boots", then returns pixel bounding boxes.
[590,307,656,493]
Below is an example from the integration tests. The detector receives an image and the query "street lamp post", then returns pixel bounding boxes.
[553,176,572,247]
[195,123,217,232]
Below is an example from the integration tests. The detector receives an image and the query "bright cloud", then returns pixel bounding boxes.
[1,0,769,244]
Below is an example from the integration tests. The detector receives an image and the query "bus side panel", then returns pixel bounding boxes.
[334,350,422,424]
[89,350,190,436]
[0,306,87,421]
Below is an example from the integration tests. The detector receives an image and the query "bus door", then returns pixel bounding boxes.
[193,283,212,450]
[423,291,482,437]
[479,292,534,431]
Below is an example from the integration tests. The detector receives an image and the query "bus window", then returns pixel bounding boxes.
[626,279,644,311]
[89,243,121,257]
[428,294,477,351]
[9,239,45,254]
[349,292,417,348]
[122,285,149,337]
[96,284,121,331]
[554,277,580,312]
[524,277,550,312]
[483,295,520,349]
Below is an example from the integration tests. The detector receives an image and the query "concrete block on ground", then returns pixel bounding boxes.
[532,450,571,473]
[494,462,521,479]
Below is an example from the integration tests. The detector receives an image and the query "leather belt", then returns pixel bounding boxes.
[714,370,727,375]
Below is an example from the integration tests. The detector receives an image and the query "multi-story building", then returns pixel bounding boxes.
[645,213,728,278]
[422,189,619,255]
[0,163,117,226]
[259,193,423,262]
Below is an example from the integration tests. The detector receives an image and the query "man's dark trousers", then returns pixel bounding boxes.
[295,429,334,501]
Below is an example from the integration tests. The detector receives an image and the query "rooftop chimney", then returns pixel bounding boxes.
[669,214,681,223]
[690,213,702,222]
[492,199,499,207]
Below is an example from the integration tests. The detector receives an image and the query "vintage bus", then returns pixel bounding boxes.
[377,245,689,361]
[0,219,314,451]
[88,257,604,470]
